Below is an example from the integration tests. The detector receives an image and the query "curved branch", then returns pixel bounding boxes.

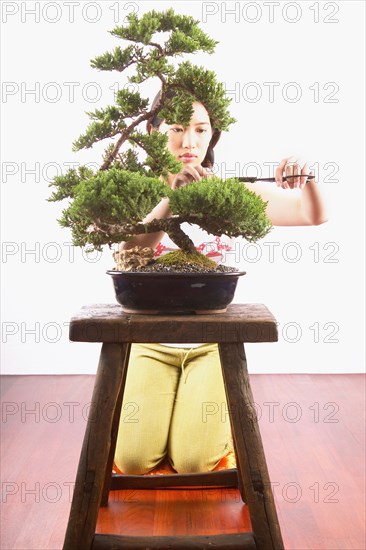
[89,215,197,254]
[148,41,164,54]
[99,79,168,171]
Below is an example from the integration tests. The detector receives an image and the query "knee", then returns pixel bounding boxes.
[114,453,152,475]
[115,426,163,474]
[169,440,232,474]
[170,454,213,474]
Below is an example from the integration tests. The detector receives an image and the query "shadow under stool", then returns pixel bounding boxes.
[63,303,284,550]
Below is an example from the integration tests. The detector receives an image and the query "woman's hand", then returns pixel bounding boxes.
[275,156,314,190]
[170,165,213,189]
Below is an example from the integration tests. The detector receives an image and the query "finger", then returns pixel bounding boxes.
[294,158,307,188]
[199,166,214,178]
[183,165,202,181]
[173,166,201,188]
[300,162,310,189]
[173,171,192,188]
[275,157,289,186]
[292,161,302,189]
[286,156,305,189]
[285,164,294,189]
[195,165,205,176]
[172,175,185,189]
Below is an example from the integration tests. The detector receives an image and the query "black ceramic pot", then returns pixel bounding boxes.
[106,270,246,314]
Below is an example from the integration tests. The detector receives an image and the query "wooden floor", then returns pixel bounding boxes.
[1,374,365,550]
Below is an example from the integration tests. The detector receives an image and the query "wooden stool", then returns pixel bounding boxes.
[63,304,284,550]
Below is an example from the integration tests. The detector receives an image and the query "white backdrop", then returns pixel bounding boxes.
[1,0,365,373]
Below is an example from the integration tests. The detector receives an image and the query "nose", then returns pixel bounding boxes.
[182,128,196,149]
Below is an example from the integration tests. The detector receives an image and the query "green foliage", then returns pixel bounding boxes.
[73,112,126,151]
[159,93,194,129]
[156,250,217,269]
[91,9,217,85]
[73,89,149,151]
[57,168,168,250]
[90,45,140,72]
[130,52,175,84]
[165,27,216,56]
[168,177,273,241]
[162,62,236,130]
[113,149,147,174]
[128,131,182,178]
[48,166,94,201]
[115,89,149,117]
[110,9,217,52]
[111,11,162,45]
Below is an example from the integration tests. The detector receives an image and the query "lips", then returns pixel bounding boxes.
[180,154,197,159]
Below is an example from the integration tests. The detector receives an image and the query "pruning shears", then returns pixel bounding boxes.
[237,175,315,183]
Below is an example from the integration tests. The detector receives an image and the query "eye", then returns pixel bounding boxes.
[197,128,208,133]
[171,127,183,133]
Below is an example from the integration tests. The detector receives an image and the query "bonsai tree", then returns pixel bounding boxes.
[48,9,272,271]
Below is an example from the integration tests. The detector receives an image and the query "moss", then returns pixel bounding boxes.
[156,250,217,269]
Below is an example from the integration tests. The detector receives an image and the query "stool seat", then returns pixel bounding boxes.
[69,303,278,344]
[63,304,284,550]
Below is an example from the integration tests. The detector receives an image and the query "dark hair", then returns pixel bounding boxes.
[146,89,221,168]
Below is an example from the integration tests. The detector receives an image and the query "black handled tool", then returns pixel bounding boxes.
[237,175,315,183]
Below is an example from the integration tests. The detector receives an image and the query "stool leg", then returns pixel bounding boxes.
[218,343,284,550]
[63,342,131,550]
[100,343,131,506]
[232,439,247,503]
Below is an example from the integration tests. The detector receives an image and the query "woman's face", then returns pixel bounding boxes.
[157,101,213,168]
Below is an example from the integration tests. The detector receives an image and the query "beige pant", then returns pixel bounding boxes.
[114,343,232,474]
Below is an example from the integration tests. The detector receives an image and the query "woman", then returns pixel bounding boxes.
[114,96,328,475]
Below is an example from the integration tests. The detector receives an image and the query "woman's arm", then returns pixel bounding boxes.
[245,157,328,226]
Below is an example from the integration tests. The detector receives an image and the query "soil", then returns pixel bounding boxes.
[125,262,238,273]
